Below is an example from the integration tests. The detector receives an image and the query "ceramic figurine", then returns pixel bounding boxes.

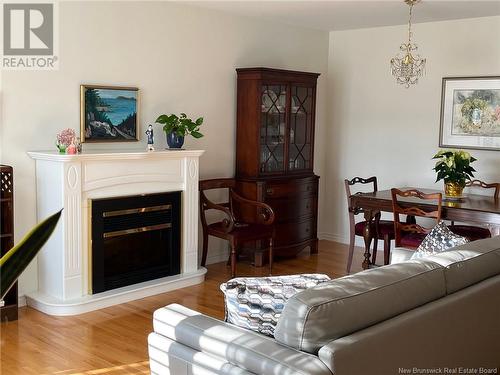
[75,137,83,153]
[146,124,154,151]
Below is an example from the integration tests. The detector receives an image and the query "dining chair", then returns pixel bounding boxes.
[448,180,499,241]
[391,188,442,249]
[344,177,395,273]
[199,178,275,278]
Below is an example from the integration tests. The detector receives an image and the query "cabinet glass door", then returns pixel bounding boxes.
[288,85,314,172]
[260,84,287,173]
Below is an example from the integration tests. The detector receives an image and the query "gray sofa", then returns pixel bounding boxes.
[148,236,500,375]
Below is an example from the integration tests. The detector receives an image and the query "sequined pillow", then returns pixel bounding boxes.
[411,221,469,260]
[220,274,330,337]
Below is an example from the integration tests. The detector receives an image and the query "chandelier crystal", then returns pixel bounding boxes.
[390,0,426,88]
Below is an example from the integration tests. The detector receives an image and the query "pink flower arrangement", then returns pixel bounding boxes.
[494,106,500,122]
[56,128,76,147]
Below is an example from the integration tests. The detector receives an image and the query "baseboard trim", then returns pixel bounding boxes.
[205,249,229,265]
[318,232,348,244]
[318,232,369,247]
[18,295,27,307]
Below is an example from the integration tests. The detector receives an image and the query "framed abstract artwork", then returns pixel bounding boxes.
[80,85,139,143]
[439,76,500,151]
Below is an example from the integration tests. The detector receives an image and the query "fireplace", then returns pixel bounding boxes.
[27,149,205,315]
[91,192,181,293]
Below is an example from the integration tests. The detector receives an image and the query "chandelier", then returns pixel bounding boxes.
[390,0,426,88]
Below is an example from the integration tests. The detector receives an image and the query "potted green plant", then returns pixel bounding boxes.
[432,150,477,198]
[1,210,61,300]
[155,113,204,149]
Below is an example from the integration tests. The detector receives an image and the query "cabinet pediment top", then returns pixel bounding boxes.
[236,67,321,79]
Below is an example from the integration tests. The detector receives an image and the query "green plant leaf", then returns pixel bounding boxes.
[1,210,62,299]
[191,131,204,139]
[195,117,204,126]
[155,114,169,124]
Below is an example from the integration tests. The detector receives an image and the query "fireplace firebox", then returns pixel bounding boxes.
[91,192,181,294]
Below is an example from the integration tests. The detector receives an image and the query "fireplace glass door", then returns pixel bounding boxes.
[91,192,181,294]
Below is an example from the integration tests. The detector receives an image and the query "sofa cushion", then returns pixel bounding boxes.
[448,235,500,253]
[390,247,415,264]
[274,261,446,354]
[220,274,330,337]
[423,235,500,294]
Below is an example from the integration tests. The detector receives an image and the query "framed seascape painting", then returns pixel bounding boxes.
[80,85,139,142]
[439,76,500,151]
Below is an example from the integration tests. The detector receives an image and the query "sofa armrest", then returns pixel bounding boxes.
[152,304,332,375]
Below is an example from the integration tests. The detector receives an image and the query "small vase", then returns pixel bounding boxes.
[166,132,184,149]
[56,143,67,154]
[444,181,464,198]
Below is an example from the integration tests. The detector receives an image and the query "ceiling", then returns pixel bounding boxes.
[184,1,500,31]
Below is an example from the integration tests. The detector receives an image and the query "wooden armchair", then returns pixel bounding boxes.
[449,180,499,241]
[391,188,442,249]
[199,178,275,277]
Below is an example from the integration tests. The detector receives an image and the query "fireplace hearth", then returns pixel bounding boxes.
[91,192,181,293]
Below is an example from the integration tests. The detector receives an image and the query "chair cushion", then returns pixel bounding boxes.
[220,274,330,337]
[423,236,500,293]
[449,224,491,241]
[399,232,427,248]
[354,220,394,237]
[274,260,446,354]
[411,221,469,260]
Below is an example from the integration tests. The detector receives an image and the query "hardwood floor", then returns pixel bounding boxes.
[0,240,366,375]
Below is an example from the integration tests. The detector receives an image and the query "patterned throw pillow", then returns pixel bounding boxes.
[411,221,469,260]
[220,274,330,337]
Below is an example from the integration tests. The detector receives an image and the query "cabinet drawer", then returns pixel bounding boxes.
[269,196,317,222]
[275,219,316,247]
[265,178,317,199]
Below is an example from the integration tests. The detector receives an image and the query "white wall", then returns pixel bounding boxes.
[322,16,500,243]
[0,1,329,297]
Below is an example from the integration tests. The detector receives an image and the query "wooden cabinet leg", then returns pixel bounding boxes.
[310,239,319,254]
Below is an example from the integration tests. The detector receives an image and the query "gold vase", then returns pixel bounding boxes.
[444,181,464,198]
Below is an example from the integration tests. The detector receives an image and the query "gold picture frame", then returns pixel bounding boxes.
[80,84,139,143]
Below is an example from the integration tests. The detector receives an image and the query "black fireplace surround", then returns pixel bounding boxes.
[91,192,181,294]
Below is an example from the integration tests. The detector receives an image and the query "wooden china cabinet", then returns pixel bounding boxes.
[235,68,320,263]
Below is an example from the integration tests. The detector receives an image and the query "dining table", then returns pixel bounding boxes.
[349,187,500,269]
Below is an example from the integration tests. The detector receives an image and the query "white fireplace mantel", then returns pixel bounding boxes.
[27,149,206,315]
